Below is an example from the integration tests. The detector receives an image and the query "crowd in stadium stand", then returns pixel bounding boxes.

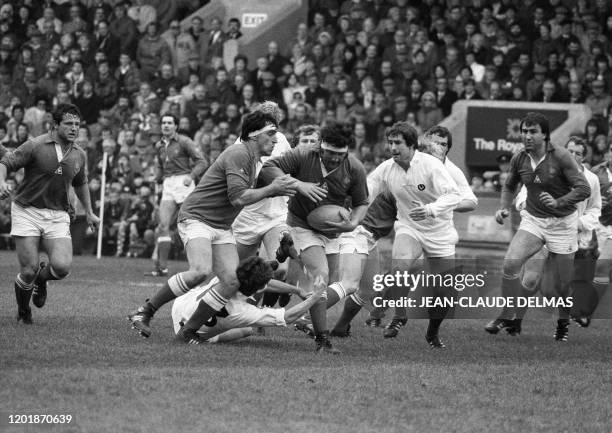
[1,0,611,256]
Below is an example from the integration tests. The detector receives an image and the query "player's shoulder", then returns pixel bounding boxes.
[415,150,445,167]
[177,133,195,145]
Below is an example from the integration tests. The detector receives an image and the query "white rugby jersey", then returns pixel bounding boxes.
[368,151,461,232]
[445,157,478,207]
[235,131,291,220]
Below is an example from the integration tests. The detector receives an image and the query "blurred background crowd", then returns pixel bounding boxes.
[1,0,611,256]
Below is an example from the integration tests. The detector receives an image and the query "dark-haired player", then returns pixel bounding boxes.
[259,124,369,353]
[146,113,208,276]
[0,103,99,324]
[171,256,326,343]
[128,111,297,342]
[489,112,591,341]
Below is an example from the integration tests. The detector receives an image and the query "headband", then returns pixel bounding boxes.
[320,142,348,153]
[248,123,277,138]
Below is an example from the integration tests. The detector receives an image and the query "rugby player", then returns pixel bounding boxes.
[358,122,462,348]
[367,126,478,338]
[0,103,99,324]
[488,112,591,341]
[146,113,208,276]
[511,136,600,337]
[128,111,297,341]
[171,256,326,343]
[259,124,369,353]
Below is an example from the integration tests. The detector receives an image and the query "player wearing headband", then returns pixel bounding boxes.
[259,124,369,353]
[128,111,297,342]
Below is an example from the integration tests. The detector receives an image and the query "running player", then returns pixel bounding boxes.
[0,103,99,323]
[488,112,591,341]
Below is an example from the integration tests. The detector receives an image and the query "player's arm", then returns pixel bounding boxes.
[264,279,309,298]
[579,175,601,232]
[554,152,591,208]
[0,140,34,198]
[259,149,327,202]
[154,147,163,184]
[73,165,99,229]
[184,137,208,183]
[228,153,297,207]
[412,160,461,220]
[282,276,327,324]
[497,155,521,224]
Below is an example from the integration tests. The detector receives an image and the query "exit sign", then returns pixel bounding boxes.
[242,13,268,28]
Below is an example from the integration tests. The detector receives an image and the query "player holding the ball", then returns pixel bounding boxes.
[259,124,369,353]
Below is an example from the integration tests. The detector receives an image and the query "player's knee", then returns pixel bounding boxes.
[19,266,38,282]
[522,273,540,292]
[502,261,521,278]
[49,262,71,279]
[217,273,240,296]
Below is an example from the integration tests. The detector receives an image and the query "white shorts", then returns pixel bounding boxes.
[172,293,286,342]
[10,203,71,239]
[177,219,235,246]
[518,210,578,254]
[232,212,287,246]
[339,225,377,255]
[393,221,457,258]
[290,226,340,255]
[161,175,195,204]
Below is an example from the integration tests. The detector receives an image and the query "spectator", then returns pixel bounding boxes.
[586,79,612,116]
[163,20,196,76]
[128,0,157,34]
[416,91,443,131]
[109,2,138,58]
[137,21,171,82]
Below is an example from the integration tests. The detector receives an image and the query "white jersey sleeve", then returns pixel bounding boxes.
[445,158,478,208]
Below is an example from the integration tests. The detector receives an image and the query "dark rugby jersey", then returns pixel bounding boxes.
[0,133,87,212]
[501,143,590,218]
[259,147,368,229]
[0,144,7,159]
[361,190,397,240]
[178,142,257,230]
[155,133,208,182]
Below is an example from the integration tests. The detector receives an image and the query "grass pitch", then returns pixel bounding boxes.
[0,250,611,433]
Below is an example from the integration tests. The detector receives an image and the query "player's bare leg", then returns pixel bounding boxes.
[13,236,41,324]
[147,199,176,276]
[33,237,72,309]
[178,243,240,343]
[129,237,212,338]
[486,230,543,334]
[299,245,339,354]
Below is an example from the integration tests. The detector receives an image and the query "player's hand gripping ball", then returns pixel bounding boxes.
[307,205,351,234]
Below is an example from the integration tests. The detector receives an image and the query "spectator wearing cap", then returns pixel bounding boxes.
[115,52,141,96]
[109,2,138,58]
[525,63,547,101]
[94,20,120,68]
[586,79,612,116]
[136,21,171,81]
[416,91,443,131]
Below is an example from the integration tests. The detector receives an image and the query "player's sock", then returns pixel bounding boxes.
[36,263,62,283]
[332,293,364,331]
[426,318,443,338]
[183,288,229,331]
[261,292,280,308]
[515,285,534,320]
[500,275,520,319]
[156,236,172,270]
[149,273,190,310]
[309,297,328,334]
[326,282,347,309]
[15,274,34,309]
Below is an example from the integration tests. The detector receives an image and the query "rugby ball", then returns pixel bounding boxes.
[307,205,351,233]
